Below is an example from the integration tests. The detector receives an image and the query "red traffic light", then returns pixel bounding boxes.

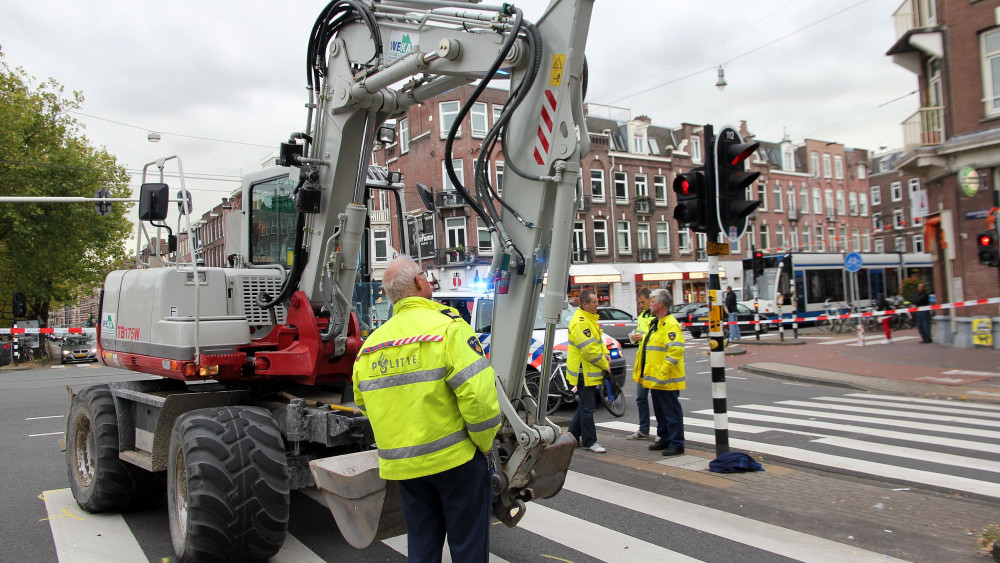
[679,179,690,195]
[979,234,993,247]
[753,251,763,260]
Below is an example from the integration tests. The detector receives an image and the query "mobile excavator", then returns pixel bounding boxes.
[65,0,594,560]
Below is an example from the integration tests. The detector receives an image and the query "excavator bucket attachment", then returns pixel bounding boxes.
[309,450,406,549]
[528,432,577,500]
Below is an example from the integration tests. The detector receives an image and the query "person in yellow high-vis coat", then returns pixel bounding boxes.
[633,288,686,456]
[353,257,500,562]
[567,289,610,454]
[627,288,655,440]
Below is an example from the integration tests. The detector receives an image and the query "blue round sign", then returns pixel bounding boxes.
[844,252,863,273]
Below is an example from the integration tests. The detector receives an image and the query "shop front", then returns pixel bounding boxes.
[567,264,622,306]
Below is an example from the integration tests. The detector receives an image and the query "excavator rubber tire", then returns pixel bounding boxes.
[167,406,289,562]
[66,384,162,512]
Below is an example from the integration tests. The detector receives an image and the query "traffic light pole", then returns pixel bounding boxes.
[707,246,730,456]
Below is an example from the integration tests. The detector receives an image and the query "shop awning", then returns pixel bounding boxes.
[635,263,683,282]
[673,262,727,280]
[569,264,622,284]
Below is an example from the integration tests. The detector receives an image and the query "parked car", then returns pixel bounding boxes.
[60,336,98,364]
[687,303,776,339]
[671,302,702,321]
[596,307,638,346]
[0,339,11,367]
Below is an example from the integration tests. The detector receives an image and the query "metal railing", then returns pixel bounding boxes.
[787,207,800,222]
[634,197,651,215]
[370,209,390,223]
[902,106,944,152]
[637,248,656,262]
[893,0,936,41]
[435,191,465,208]
[572,248,592,263]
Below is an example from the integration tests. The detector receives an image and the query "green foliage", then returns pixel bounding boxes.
[0,50,133,326]
[900,276,928,303]
[979,524,1000,556]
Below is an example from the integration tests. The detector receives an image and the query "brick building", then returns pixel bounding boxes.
[886,0,1000,345]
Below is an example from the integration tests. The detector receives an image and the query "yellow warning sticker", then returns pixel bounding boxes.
[548,54,566,86]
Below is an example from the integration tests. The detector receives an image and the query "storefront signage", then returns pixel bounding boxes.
[571,274,622,284]
[958,165,980,198]
[636,273,684,282]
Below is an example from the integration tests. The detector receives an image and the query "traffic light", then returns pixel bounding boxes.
[752,250,764,280]
[977,231,998,266]
[12,292,26,318]
[715,125,761,239]
[673,166,713,233]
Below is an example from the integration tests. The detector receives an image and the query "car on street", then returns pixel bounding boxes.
[596,307,638,346]
[671,302,702,321]
[60,336,97,364]
[0,339,11,367]
[686,303,777,339]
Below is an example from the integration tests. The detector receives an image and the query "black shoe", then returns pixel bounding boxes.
[661,447,685,456]
[649,442,668,451]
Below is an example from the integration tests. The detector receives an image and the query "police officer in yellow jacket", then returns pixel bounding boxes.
[353,257,500,562]
[567,289,610,454]
[627,288,655,440]
[633,288,686,456]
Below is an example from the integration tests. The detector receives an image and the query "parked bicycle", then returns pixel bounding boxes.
[888,295,916,330]
[525,351,626,417]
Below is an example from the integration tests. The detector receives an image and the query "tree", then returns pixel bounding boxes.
[0,50,133,327]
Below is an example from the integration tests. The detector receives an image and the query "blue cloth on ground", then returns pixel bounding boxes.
[709,451,764,473]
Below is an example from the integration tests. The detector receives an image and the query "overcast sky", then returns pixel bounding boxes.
[1,0,915,223]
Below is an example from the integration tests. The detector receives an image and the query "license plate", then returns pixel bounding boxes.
[75,354,86,358]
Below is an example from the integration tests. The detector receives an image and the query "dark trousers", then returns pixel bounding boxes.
[569,382,599,447]
[635,381,650,435]
[650,389,684,449]
[397,454,491,563]
[917,311,932,342]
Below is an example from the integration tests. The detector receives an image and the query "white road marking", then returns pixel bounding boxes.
[43,488,148,563]
[845,392,1000,411]
[25,415,63,421]
[776,400,1000,428]
[30,431,65,437]
[565,471,903,562]
[812,396,1000,419]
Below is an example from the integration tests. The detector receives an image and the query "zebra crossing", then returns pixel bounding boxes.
[40,468,897,562]
[600,392,1000,499]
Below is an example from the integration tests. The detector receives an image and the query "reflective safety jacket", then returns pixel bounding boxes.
[566,307,610,387]
[353,296,501,481]
[636,309,655,339]
[632,314,686,391]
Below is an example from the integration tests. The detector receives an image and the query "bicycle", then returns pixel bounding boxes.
[525,355,626,417]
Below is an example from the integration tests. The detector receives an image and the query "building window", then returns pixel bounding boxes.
[802,227,811,251]
[890,181,903,202]
[812,188,822,215]
[894,236,906,253]
[859,192,868,216]
[617,220,631,253]
[834,155,843,180]
[759,224,770,252]
[983,28,1000,117]
[696,233,707,260]
[863,231,871,252]
[829,227,838,251]
[893,209,905,229]
[782,146,795,171]
[471,102,488,137]
[373,228,389,263]
[614,172,628,202]
[907,178,920,199]
[870,185,881,206]
[816,226,825,252]
[857,163,867,180]
[849,192,858,216]
[811,152,820,178]
[477,218,493,253]
[679,229,692,253]
[913,233,925,253]
[633,135,645,154]
[836,190,845,215]
[442,159,464,191]
[637,223,651,249]
[757,183,768,211]
[495,161,504,197]
[872,212,883,231]
[772,183,784,212]
[776,224,786,249]
[590,169,605,201]
[399,118,410,153]
[492,104,504,125]
[445,217,466,248]
[691,135,702,163]
[573,221,586,255]
[851,228,860,252]
[874,238,885,253]
[654,175,667,205]
[635,174,648,198]
[822,154,832,178]
[824,190,834,217]
[656,222,670,253]
[594,219,608,254]
[439,100,460,138]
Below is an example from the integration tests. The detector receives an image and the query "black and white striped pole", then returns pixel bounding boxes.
[706,244,729,456]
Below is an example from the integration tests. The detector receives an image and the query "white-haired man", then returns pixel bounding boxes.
[633,288,686,456]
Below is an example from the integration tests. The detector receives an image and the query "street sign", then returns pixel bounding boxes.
[94,189,111,216]
[844,252,863,273]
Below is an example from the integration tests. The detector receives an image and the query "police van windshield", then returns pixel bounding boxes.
[533,303,574,330]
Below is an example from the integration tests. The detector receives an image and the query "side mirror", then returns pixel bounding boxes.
[417,183,435,212]
[138,183,169,221]
[377,125,396,144]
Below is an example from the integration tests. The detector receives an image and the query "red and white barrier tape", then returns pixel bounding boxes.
[0,327,96,335]
[680,296,1000,327]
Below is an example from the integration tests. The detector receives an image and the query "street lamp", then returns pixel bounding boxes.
[147,131,162,142]
[715,66,727,91]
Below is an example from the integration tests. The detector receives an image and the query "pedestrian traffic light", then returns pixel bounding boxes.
[12,292,27,318]
[752,250,764,280]
[672,166,713,233]
[977,231,998,266]
[714,125,761,240]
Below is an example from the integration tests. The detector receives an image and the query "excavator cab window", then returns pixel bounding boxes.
[249,175,298,267]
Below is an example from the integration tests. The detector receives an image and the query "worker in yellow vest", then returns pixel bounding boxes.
[567,289,610,454]
[353,256,501,561]
[633,288,686,456]
[627,287,655,440]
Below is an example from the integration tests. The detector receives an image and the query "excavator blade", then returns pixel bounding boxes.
[309,450,406,549]
[526,431,577,500]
